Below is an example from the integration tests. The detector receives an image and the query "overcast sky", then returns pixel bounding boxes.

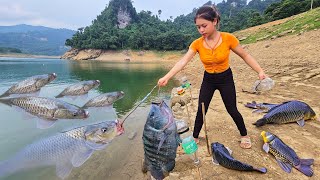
[0,0,223,30]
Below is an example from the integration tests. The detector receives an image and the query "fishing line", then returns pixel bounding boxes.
[120,84,158,125]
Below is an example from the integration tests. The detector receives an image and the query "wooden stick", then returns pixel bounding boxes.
[189,86,194,106]
[185,102,191,126]
[201,102,211,155]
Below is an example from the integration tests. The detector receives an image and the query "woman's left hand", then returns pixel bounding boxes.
[258,71,267,80]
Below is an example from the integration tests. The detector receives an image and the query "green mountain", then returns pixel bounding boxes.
[66,0,319,51]
[0,24,76,56]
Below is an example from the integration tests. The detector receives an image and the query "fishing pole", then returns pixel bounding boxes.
[120,84,158,125]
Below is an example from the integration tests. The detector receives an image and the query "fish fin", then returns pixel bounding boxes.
[36,119,56,129]
[27,91,40,97]
[297,119,305,127]
[262,143,269,153]
[77,94,89,101]
[296,163,314,177]
[0,92,9,98]
[211,157,220,165]
[55,94,63,98]
[56,160,73,179]
[225,147,233,156]
[300,159,314,166]
[71,148,94,167]
[252,109,264,114]
[253,118,266,127]
[85,141,109,150]
[157,133,168,154]
[276,159,292,173]
[244,101,258,109]
[253,167,267,173]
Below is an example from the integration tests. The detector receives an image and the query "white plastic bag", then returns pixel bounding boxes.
[252,77,275,92]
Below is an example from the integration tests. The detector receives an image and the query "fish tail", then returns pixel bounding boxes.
[245,101,258,109]
[150,169,165,180]
[296,163,313,177]
[253,118,266,127]
[0,98,11,106]
[55,94,62,98]
[253,167,267,173]
[300,158,314,166]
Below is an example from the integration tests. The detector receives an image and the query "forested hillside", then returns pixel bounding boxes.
[0,24,75,56]
[65,0,319,51]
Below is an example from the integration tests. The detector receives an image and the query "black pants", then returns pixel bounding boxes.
[193,68,247,138]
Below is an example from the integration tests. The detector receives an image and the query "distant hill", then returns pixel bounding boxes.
[0,24,76,56]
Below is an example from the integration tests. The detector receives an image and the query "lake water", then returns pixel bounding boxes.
[0,57,176,180]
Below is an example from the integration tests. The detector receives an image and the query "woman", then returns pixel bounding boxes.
[158,6,267,149]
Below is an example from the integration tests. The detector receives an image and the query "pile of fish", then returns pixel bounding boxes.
[0,73,126,179]
[243,100,317,177]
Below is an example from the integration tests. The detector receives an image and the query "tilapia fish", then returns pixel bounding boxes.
[82,91,125,108]
[245,101,280,113]
[55,80,100,98]
[0,120,124,179]
[211,142,267,173]
[0,96,89,129]
[253,100,316,127]
[0,73,57,98]
[261,131,314,177]
[142,100,179,180]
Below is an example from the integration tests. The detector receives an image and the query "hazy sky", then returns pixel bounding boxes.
[0,0,222,30]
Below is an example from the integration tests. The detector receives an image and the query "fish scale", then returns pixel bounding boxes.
[254,100,316,127]
[269,139,299,166]
[142,101,179,180]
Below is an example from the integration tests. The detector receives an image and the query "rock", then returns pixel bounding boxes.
[127,131,137,140]
[170,87,192,107]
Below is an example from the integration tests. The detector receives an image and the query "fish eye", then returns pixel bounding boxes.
[101,127,108,133]
[72,112,77,116]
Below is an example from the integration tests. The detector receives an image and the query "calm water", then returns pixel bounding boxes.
[0,57,175,180]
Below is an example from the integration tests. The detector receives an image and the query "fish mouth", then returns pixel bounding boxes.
[49,73,57,81]
[115,119,124,135]
[84,110,89,118]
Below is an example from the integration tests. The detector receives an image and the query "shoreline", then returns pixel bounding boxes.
[0,53,60,59]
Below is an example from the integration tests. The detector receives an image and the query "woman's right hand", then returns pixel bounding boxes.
[158,77,169,87]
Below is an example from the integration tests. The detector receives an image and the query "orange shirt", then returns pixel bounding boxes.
[190,32,239,73]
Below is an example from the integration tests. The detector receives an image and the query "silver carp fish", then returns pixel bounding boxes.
[0,96,89,129]
[82,91,125,109]
[0,120,124,179]
[245,101,280,113]
[211,142,267,173]
[0,73,57,98]
[261,131,314,177]
[253,100,316,127]
[142,100,179,180]
[55,80,100,98]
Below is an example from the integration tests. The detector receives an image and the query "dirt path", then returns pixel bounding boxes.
[161,29,320,180]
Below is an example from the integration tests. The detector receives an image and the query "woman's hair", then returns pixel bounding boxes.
[194,5,220,25]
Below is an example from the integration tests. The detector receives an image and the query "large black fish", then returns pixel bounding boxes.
[211,142,267,173]
[261,131,314,177]
[142,100,179,180]
[253,100,317,127]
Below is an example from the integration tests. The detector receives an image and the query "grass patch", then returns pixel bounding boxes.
[235,7,320,44]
